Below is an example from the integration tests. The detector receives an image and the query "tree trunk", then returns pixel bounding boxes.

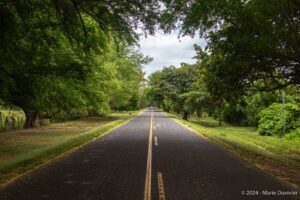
[182,111,189,120]
[25,111,39,128]
[197,109,202,118]
[0,112,2,129]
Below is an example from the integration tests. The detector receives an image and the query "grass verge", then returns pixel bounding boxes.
[0,110,142,187]
[166,113,300,189]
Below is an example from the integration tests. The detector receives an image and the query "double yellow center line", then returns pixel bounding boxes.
[144,111,153,200]
[144,110,166,200]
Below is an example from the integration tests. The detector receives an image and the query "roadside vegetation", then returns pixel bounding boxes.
[143,0,300,141]
[0,1,155,186]
[0,111,140,187]
[0,1,156,129]
[1,2,298,136]
[144,51,300,189]
[142,0,300,189]
[0,108,25,131]
[144,0,300,139]
[168,114,300,188]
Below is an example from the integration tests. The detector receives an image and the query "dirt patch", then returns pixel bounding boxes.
[3,117,113,135]
[258,161,300,190]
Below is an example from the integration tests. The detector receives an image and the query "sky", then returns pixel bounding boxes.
[138,31,206,78]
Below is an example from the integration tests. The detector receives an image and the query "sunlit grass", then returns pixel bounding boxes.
[173,116,300,164]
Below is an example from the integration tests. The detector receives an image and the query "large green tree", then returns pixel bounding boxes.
[147,63,198,120]
[161,0,300,95]
[0,0,158,127]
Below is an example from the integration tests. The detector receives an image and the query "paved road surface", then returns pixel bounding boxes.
[0,109,298,200]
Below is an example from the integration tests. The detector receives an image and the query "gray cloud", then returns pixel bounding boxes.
[138,31,206,77]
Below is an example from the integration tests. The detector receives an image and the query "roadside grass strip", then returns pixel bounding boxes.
[0,111,142,187]
[165,112,300,189]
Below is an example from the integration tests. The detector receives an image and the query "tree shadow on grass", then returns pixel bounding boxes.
[190,119,219,128]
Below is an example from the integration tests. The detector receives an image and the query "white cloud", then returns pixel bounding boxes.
[138,31,206,77]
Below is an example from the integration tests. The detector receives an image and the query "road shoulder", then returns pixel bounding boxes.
[164,112,300,191]
[0,110,144,188]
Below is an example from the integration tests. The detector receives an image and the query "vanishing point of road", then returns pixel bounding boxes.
[0,108,298,200]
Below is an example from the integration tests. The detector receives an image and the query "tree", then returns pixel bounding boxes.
[147,63,198,120]
[109,46,152,111]
[146,71,165,108]
[0,0,158,127]
[180,90,211,118]
[161,0,300,94]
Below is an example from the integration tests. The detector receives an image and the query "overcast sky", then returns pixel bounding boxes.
[138,31,206,78]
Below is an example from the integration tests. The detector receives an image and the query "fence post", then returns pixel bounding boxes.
[282,91,286,136]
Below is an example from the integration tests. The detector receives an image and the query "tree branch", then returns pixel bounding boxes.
[71,0,88,42]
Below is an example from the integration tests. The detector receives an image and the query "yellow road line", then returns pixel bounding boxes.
[157,172,166,200]
[154,136,158,146]
[144,111,153,200]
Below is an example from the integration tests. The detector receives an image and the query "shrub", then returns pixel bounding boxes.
[0,110,25,131]
[223,104,247,125]
[285,128,300,140]
[39,118,51,126]
[258,103,300,136]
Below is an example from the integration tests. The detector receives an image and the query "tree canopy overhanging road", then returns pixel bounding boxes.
[0,0,300,199]
[0,109,298,200]
[0,0,299,126]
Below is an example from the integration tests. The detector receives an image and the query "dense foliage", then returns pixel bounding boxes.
[1,0,300,138]
[146,63,300,137]
[0,109,25,131]
[143,0,300,138]
[160,0,300,95]
[146,64,199,119]
[0,0,157,127]
[258,103,300,136]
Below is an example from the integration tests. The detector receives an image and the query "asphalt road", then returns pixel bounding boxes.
[0,108,298,200]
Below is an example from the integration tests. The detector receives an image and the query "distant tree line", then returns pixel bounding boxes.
[146,63,299,137]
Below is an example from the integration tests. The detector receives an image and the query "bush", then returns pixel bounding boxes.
[39,118,51,126]
[0,110,25,131]
[285,128,300,140]
[258,103,300,136]
[223,104,247,125]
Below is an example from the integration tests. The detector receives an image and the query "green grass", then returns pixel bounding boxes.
[167,113,300,188]
[0,111,142,187]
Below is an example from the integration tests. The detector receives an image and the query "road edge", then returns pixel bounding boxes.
[0,109,145,190]
[163,111,300,192]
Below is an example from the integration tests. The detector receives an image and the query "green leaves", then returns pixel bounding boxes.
[258,103,300,136]
[0,0,157,123]
[161,0,300,94]
[147,63,199,117]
